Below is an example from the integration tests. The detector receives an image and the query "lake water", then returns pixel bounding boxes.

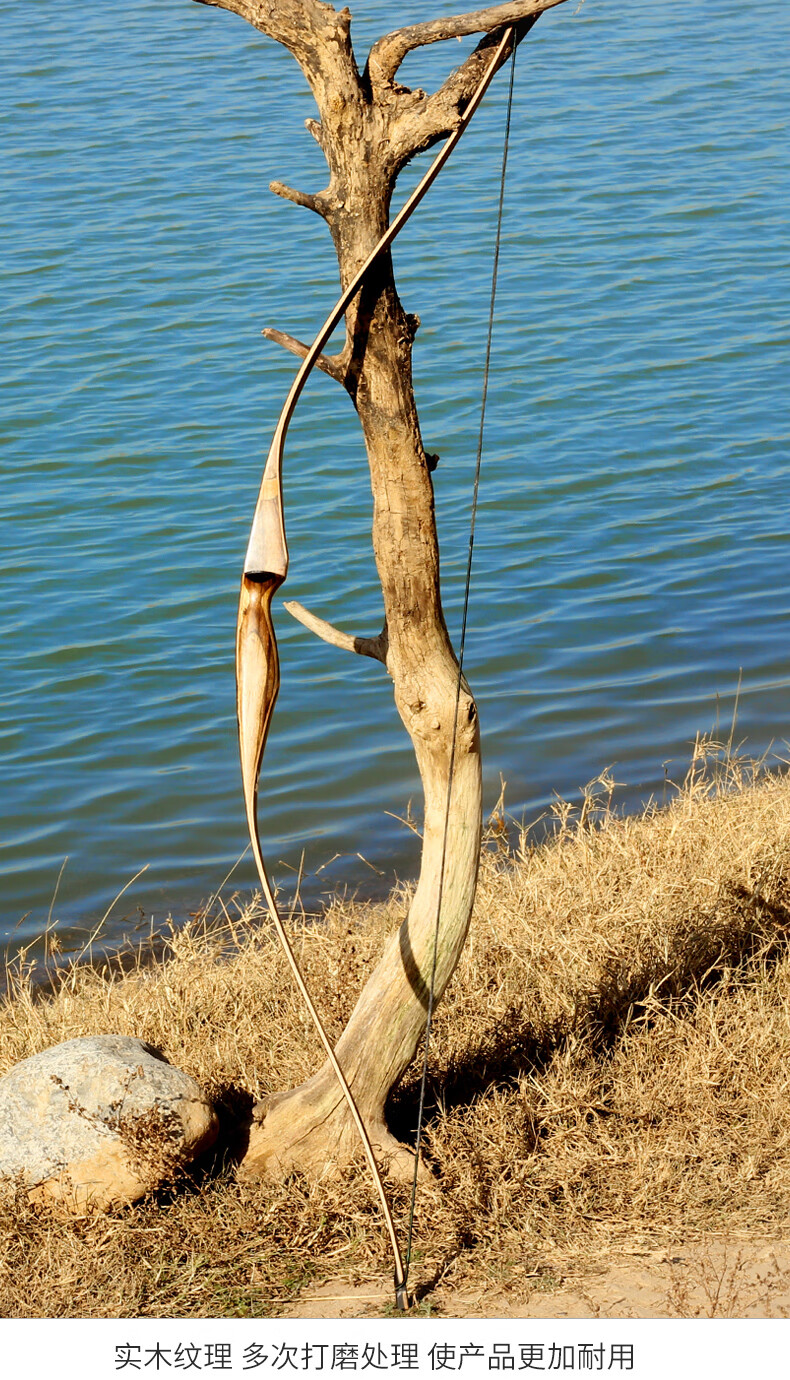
[2,0,788,957]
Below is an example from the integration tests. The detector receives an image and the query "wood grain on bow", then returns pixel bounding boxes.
[236,24,516,1299]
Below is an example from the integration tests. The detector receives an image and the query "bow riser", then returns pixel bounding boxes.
[237,572,283,861]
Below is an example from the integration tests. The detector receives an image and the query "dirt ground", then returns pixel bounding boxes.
[281,1240,790,1319]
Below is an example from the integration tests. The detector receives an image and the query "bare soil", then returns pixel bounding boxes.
[280,1240,790,1319]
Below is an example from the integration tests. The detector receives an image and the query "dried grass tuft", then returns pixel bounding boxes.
[2,742,790,1316]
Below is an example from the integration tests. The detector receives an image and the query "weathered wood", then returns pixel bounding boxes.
[195,0,568,1179]
[368,0,565,91]
[261,328,347,386]
[283,601,388,664]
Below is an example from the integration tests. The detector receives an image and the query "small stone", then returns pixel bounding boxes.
[0,1035,218,1209]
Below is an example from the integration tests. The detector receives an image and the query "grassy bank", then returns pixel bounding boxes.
[2,745,790,1317]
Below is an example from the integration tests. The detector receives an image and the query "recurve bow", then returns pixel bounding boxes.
[236,24,516,1305]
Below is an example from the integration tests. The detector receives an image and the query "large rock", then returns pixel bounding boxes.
[0,1035,218,1209]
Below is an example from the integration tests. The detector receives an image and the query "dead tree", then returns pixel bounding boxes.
[194,0,568,1179]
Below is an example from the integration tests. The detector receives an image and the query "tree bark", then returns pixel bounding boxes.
[192,0,566,1177]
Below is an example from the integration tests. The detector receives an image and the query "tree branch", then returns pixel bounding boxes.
[192,0,363,117]
[284,601,388,664]
[386,6,562,169]
[270,180,329,217]
[192,0,322,57]
[262,327,349,388]
[368,0,567,89]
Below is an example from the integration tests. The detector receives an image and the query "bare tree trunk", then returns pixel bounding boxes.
[193,0,567,1177]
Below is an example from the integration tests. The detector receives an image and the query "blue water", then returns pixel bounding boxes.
[2,0,788,954]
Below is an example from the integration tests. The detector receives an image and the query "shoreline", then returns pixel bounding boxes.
[2,747,790,1318]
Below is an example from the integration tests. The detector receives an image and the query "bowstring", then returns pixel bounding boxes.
[403,38,519,1289]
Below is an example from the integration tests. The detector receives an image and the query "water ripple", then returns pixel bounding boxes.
[1,0,788,948]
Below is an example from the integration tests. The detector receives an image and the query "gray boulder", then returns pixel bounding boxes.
[0,1035,218,1209]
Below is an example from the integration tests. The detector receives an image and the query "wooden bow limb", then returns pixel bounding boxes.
[236,22,517,1306]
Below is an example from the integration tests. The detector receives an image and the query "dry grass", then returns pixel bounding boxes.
[2,741,790,1317]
